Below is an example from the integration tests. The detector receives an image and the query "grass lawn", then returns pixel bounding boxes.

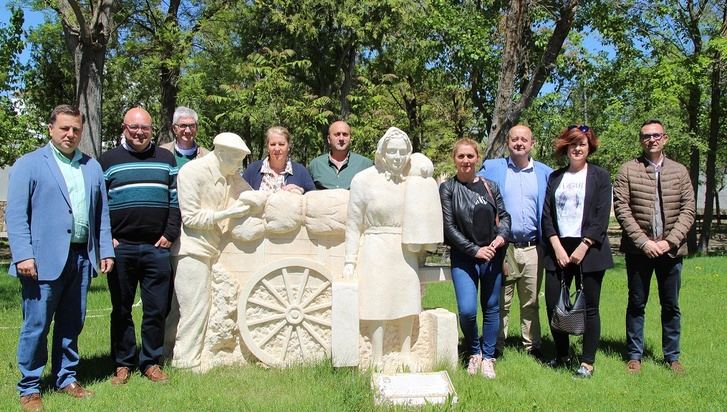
[0,256,725,411]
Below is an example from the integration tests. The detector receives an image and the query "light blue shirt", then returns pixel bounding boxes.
[51,144,88,243]
[503,157,539,242]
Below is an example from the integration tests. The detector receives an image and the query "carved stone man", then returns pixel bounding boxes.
[171,132,252,371]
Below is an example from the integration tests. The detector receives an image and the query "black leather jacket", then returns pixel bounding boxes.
[439,177,511,257]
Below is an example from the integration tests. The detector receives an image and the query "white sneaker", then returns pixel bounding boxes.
[481,358,496,379]
[467,355,482,375]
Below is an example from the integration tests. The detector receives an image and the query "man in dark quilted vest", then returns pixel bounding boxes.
[613,119,695,375]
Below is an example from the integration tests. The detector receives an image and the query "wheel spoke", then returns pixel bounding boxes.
[303,302,331,313]
[261,278,290,308]
[281,268,295,305]
[296,328,306,361]
[247,313,286,326]
[295,268,310,305]
[300,281,331,309]
[301,321,328,349]
[281,325,294,362]
[248,298,285,313]
[257,320,287,347]
[303,314,331,327]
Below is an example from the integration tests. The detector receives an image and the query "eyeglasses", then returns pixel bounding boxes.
[124,124,152,132]
[640,133,665,141]
[568,124,590,133]
[174,123,197,130]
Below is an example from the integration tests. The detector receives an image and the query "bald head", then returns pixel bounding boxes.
[327,120,352,160]
[507,124,535,164]
[122,107,153,152]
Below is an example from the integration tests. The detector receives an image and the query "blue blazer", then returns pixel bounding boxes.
[6,143,114,280]
[242,159,316,193]
[478,157,552,241]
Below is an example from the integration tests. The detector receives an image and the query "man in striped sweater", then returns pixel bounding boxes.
[99,107,181,385]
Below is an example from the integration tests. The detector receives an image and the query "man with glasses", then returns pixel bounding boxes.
[613,119,695,375]
[160,106,209,168]
[99,107,181,385]
[479,124,552,360]
[308,120,372,189]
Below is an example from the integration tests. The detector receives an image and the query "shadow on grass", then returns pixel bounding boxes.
[76,352,115,385]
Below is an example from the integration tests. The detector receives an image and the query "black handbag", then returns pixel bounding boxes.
[550,266,586,335]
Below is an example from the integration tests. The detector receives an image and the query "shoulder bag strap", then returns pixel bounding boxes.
[480,178,500,227]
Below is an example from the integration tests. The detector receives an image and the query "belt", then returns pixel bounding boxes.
[511,240,537,248]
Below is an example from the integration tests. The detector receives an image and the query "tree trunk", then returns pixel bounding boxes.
[686,84,701,255]
[698,56,721,254]
[485,0,579,158]
[55,0,115,158]
[698,8,726,254]
[339,42,356,119]
[66,31,105,158]
[157,0,182,145]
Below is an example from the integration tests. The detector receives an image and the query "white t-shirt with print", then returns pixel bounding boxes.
[555,167,587,238]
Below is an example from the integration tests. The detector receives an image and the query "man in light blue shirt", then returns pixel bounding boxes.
[7,105,114,411]
[479,124,552,359]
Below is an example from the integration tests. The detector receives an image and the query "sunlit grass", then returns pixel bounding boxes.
[1,256,725,411]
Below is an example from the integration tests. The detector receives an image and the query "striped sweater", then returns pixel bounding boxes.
[99,144,181,244]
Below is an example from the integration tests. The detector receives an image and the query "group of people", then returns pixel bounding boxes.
[6,101,694,411]
[6,105,373,411]
[440,122,694,380]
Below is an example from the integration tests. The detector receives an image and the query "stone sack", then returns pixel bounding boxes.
[304,189,349,236]
[264,190,305,234]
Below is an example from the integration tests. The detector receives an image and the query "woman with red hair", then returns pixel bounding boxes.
[541,125,613,378]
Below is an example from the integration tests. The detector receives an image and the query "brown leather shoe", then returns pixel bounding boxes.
[61,381,93,398]
[111,366,131,385]
[627,359,641,374]
[143,365,168,383]
[670,360,686,375]
[20,393,43,412]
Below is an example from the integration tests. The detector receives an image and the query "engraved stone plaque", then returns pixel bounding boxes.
[371,371,457,406]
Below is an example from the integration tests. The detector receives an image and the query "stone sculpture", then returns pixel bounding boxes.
[169,132,253,371]
[170,128,456,374]
[343,127,444,371]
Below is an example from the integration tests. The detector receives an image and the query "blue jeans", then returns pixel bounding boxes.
[450,248,503,359]
[108,242,171,372]
[17,247,92,396]
[625,253,682,362]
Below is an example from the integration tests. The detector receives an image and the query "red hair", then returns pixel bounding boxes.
[554,125,599,159]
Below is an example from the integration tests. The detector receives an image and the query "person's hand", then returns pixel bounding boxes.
[155,235,172,249]
[569,242,589,265]
[642,240,663,258]
[553,244,569,268]
[475,246,495,261]
[282,184,304,194]
[489,235,506,249]
[656,240,672,254]
[100,258,115,274]
[112,238,119,248]
[221,203,251,220]
[17,258,37,280]
[343,263,356,280]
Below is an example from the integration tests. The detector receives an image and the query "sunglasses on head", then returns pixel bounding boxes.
[568,124,590,133]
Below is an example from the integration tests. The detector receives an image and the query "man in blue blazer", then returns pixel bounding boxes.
[6,105,114,411]
[479,124,552,359]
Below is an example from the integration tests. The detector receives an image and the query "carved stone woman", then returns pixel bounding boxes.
[343,127,440,369]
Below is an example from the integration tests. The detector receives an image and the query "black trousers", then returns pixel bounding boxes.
[544,238,605,364]
[108,241,172,372]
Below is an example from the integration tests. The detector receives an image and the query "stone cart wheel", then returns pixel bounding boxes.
[238,257,333,367]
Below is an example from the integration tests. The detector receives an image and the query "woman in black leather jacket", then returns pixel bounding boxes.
[439,138,510,379]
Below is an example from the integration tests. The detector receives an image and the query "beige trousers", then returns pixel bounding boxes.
[497,244,543,352]
[169,255,212,370]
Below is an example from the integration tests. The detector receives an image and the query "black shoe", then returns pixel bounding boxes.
[546,356,571,368]
[528,348,545,361]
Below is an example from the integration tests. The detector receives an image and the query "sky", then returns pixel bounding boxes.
[0,3,47,64]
